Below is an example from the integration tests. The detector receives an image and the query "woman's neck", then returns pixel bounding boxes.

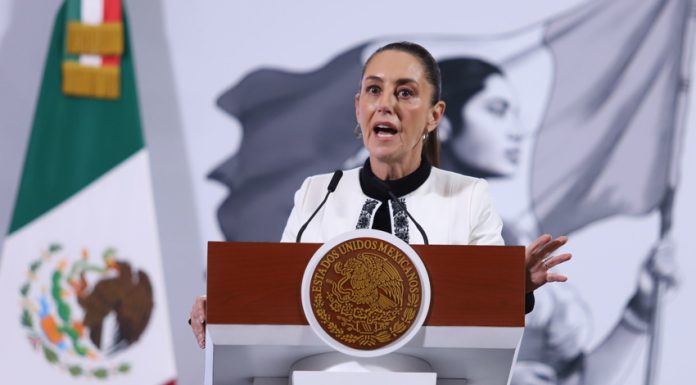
[369,154,422,181]
[360,155,431,201]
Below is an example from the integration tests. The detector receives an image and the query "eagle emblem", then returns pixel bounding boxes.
[308,237,424,350]
[19,244,153,379]
[333,252,403,311]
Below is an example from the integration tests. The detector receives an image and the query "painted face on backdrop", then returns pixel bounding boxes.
[355,50,443,169]
[448,73,522,177]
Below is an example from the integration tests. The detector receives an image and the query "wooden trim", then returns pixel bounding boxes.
[207,242,524,327]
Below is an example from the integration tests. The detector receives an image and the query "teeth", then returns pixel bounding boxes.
[374,124,397,137]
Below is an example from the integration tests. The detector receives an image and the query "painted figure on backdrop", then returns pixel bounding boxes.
[437,58,523,180]
[515,0,692,381]
[436,56,678,385]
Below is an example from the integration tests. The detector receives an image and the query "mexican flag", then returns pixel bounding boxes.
[0,1,177,384]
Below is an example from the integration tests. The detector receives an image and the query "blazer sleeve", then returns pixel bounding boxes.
[468,178,505,246]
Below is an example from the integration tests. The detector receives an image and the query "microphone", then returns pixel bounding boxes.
[327,169,343,192]
[296,170,343,242]
[371,177,429,245]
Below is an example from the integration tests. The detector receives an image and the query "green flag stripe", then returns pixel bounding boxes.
[66,0,80,21]
[9,3,144,234]
[64,0,81,61]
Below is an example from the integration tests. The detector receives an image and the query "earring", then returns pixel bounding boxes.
[354,124,363,139]
[422,132,428,140]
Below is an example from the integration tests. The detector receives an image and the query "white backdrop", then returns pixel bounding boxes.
[1,1,694,384]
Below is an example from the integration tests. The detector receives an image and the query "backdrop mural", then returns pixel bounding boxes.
[181,0,695,384]
[1,0,695,384]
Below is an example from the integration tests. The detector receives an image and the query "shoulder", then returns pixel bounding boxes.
[427,167,489,194]
[300,167,361,189]
[294,167,361,201]
[427,167,497,221]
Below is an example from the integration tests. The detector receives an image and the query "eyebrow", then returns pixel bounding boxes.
[364,75,419,86]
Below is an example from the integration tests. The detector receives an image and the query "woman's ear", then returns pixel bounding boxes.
[354,93,361,121]
[427,100,446,132]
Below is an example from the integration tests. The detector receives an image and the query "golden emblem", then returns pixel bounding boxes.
[309,237,422,350]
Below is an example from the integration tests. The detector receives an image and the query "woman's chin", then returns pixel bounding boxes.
[457,158,517,178]
[370,152,399,165]
[482,164,516,178]
[366,144,400,162]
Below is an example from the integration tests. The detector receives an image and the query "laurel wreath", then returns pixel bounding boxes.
[313,287,421,347]
[19,243,131,379]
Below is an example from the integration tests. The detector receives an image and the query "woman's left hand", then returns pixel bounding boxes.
[526,234,571,293]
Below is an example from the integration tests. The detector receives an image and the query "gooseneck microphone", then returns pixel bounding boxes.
[371,177,429,245]
[296,170,343,243]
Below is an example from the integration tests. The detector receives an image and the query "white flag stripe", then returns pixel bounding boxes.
[81,0,103,25]
[0,150,176,384]
[79,55,102,67]
[79,0,103,67]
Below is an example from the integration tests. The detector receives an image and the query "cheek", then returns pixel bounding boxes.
[403,107,431,133]
[356,100,366,120]
[359,98,378,114]
[464,125,498,156]
[464,111,509,152]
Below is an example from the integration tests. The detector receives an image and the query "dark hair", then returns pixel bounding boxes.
[439,58,503,138]
[363,41,442,166]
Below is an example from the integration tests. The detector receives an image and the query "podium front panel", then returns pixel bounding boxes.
[207,242,525,327]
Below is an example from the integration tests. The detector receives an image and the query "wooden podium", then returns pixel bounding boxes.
[205,241,525,385]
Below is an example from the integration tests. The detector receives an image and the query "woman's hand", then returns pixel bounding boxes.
[526,234,571,293]
[190,295,207,349]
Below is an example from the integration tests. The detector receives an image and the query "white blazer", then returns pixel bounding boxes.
[281,167,504,245]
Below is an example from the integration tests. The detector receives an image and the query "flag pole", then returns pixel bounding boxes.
[644,1,696,384]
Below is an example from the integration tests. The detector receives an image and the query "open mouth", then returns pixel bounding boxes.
[373,124,398,137]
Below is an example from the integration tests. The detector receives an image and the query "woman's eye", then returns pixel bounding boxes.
[397,89,414,98]
[486,99,509,117]
[366,85,381,94]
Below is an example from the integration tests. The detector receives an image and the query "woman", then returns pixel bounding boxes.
[438,57,522,179]
[189,42,570,349]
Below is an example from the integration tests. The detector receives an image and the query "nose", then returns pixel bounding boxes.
[376,92,395,115]
[507,122,534,143]
[507,130,523,143]
[505,116,526,143]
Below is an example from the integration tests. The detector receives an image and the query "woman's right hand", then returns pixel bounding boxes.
[190,295,207,349]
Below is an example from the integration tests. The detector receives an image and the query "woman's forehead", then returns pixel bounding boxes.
[363,50,425,82]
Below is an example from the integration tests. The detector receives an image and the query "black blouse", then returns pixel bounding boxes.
[359,157,431,233]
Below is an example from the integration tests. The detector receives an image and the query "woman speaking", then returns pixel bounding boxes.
[189,42,571,349]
